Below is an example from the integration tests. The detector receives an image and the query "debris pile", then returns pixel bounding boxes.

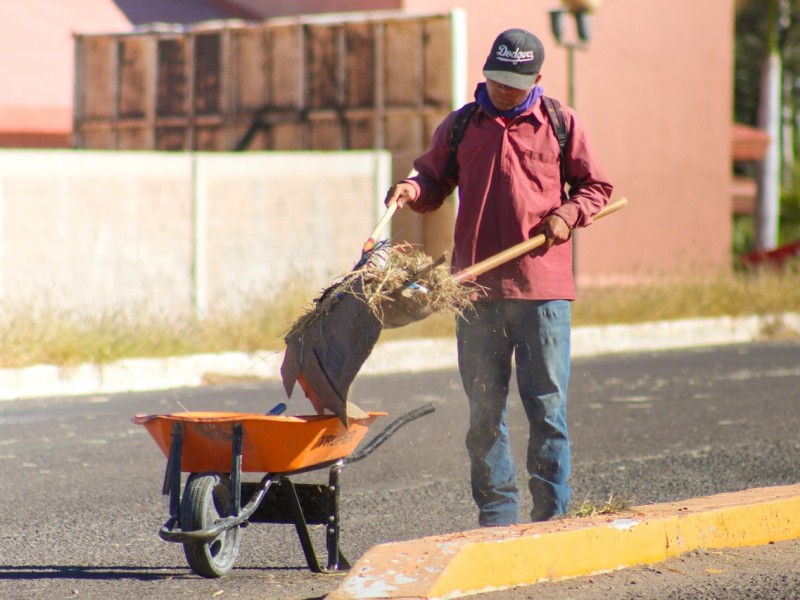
[286,242,478,336]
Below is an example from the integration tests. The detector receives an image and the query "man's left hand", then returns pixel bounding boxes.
[535,214,571,250]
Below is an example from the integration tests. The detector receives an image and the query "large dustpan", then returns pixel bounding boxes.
[280,201,398,426]
[281,276,383,426]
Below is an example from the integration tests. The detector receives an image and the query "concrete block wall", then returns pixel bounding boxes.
[0,149,391,316]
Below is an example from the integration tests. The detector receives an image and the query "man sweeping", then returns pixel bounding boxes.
[384,29,613,525]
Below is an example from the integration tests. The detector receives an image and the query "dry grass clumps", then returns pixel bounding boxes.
[287,242,479,336]
[362,243,476,313]
[571,495,632,518]
[5,260,800,368]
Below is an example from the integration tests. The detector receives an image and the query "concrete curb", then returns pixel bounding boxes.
[327,484,800,600]
[1,313,798,402]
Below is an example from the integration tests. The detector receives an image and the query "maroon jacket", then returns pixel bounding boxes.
[403,98,613,301]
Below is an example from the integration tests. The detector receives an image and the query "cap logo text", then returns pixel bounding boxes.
[496,45,535,65]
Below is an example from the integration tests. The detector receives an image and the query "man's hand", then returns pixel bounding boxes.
[535,214,571,250]
[384,182,418,209]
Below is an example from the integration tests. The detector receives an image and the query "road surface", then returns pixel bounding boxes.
[1,341,798,598]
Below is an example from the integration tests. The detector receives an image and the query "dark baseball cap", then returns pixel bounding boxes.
[482,29,545,90]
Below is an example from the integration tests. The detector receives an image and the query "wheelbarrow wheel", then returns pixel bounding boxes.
[180,472,242,578]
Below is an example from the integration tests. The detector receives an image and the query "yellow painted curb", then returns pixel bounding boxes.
[328,484,800,599]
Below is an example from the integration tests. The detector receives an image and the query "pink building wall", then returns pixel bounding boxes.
[443,0,735,281]
[0,1,131,147]
[409,0,735,280]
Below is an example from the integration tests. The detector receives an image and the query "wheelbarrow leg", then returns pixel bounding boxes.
[230,423,243,517]
[282,478,324,572]
[282,460,350,573]
[162,421,184,520]
[326,462,351,571]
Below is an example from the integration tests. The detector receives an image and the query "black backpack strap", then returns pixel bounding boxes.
[541,96,569,201]
[445,101,479,180]
[445,98,569,196]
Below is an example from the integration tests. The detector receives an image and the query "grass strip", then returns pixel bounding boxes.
[1,264,798,368]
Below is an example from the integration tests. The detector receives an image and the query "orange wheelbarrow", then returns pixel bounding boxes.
[133,404,434,578]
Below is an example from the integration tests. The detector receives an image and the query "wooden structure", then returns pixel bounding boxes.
[73,11,466,252]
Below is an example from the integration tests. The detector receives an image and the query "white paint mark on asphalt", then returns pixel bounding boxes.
[725,369,757,381]
[721,367,800,381]
[691,446,713,458]
[611,396,652,403]
[411,394,447,404]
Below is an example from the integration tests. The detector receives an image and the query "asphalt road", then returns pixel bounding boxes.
[1,341,799,599]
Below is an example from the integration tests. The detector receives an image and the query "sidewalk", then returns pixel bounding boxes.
[1,313,798,402]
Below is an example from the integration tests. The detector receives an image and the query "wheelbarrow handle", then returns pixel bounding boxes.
[345,403,435,464]
[453,197,628,284]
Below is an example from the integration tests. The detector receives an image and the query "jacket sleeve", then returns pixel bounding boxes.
[551,106,614,229]
[401,111,460,214]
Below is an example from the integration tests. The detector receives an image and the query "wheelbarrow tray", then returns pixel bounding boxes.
[132,411,386,474]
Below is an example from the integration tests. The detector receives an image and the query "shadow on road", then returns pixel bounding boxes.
[0,564,308,581]
[0,565,187,581]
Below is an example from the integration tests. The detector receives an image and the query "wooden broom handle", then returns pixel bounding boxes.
[362,198,398,253]
[452,197,628,284]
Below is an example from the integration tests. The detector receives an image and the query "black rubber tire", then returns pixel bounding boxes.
[180,473,242,578]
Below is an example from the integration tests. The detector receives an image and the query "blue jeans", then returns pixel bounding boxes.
[456,300,572,526]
